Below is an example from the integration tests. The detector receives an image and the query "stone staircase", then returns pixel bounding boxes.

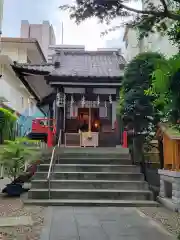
[24,148,158,206]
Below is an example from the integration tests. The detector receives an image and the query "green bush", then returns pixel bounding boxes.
[0,107,17,144]
[0,137,40,180]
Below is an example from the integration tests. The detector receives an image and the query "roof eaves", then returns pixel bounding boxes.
[12,65,41,102]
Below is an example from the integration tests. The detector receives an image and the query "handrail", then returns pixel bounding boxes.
[47,146,56,181]
[58,129,62,147]
[47,129,62,199]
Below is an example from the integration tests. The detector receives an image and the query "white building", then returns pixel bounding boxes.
[123,26,141,62]
[123,24,178,62]
[20,20,56,60]
[0,37,47,115]
[123,0,179,62]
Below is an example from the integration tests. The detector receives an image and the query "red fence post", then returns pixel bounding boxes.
[122,130,128,148]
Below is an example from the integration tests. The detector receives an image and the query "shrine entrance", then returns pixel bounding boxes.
[78,108,100,133]
[64,95,117,147]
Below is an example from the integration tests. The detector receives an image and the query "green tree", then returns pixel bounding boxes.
[60,0,180,37]
[148,54,180,125]
[166,16,180,49]
[120,52,165,162]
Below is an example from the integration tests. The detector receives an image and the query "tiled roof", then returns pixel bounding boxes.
[13,50,126,78]
[13,62,53,73]
[51,51,125,78]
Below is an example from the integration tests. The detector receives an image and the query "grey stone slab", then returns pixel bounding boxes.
[40,207,53,240]
[50,221,78,238]
[57,238,78,240]
[52,207,75,223]
[50,207,78,239]
[0,216,33,227]
[41,207,176,240]
[102,221,135,236]
[95,207,136,222]
[75,214,101,227]
[73,207,98,215]
[111,237,139,240]
[52,206,74,215]
[79,226,109,240]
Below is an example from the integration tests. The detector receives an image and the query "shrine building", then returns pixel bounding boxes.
[12,49,126,147]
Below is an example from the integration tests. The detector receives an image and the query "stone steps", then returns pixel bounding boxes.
[43,158,132,165]
[23,199,158,207]
[37,164,140,173]
[28,189,152,200]
[31,179,149,190]
[25,148,157,207]
[33,171,144,181]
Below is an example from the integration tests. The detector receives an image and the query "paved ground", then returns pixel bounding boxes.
[40,207,176,240]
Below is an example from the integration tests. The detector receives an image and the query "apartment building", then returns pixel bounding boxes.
[0,37,46,116]
[20,20,56,60]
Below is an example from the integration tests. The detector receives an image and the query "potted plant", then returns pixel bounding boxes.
[0,137,40,196]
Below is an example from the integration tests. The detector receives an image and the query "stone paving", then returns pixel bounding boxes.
[40,207,176,240]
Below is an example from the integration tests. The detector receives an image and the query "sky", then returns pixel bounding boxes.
[2,0,141,50]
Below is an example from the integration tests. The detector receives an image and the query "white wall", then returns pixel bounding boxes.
[1,47,28,63]
[0,64,36,115]
[124,28,141,62]
[123,27,178,62]
[142,33,178,58]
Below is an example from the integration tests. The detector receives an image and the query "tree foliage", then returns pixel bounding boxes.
[166,14,180,48]
[60,0,180,37]
[121,52,165,137]
[147,54,180,124]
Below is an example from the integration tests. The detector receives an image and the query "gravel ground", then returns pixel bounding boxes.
[0,197,45,240]
[139,206,180,237]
